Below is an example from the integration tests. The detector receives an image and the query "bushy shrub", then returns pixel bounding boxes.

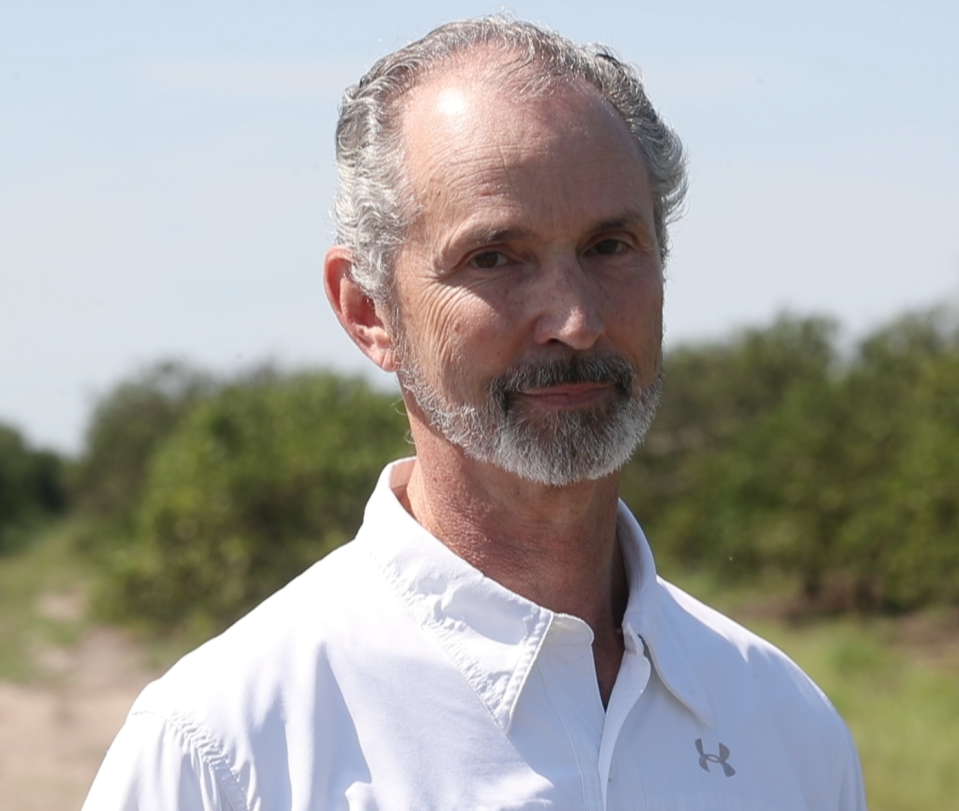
[832,312,959,609]
[79,308,959,627]
[624,308,959,613]
[622,314,840,576]
[73,361,216,536]
[0,424,67,553]
[96,371,407,634]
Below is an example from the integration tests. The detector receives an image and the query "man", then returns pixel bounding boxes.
[83,17,867,810]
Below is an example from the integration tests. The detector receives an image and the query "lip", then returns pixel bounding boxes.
[515,382,615,410]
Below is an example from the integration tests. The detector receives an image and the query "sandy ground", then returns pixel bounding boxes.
[0,616,162,811]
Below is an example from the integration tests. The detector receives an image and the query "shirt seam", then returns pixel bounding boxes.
[130,707,249,811]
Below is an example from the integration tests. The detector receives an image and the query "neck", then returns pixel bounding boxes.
[399,422,629,704]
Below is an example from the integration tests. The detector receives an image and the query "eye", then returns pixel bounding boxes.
[469,250,510,269]
[588,238,629,256]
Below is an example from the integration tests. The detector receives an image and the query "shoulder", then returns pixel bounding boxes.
[655,577,850,739]
[128,538,385,755]
[651,579,866,807]
[86,540,389,810]
[656,577,835,705]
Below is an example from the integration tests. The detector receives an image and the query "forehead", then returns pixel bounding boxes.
[397,60,653,241]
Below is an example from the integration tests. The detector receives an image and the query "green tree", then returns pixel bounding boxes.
[72,360,215,535]
[835,310,959,610]
[625,307,959,614]
[0,424,67,553]
[97,371,407,635]
[622,314,839,577]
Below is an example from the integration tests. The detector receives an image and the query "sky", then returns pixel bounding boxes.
[2,0,957,454]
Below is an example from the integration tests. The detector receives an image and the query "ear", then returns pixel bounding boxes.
[324,246,398,372]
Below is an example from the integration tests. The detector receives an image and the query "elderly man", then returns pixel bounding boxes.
[83,17,867,811]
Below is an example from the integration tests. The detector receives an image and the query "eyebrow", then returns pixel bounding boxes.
[455,225,534,250]
[437,208,657,265]
[456,215,650,247]
[590,211,656,237]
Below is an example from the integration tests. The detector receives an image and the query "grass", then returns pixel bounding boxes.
[0,519,93,681]
[0,519,198,682]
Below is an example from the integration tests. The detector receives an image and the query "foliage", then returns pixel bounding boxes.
[72,361,216,538]
[74,306,959,630]
[622,314,841,575]
[0,423,67,554]
[624,308,959,613]
[94,371,407,635]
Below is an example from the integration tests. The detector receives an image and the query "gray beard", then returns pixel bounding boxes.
[397,352,662,487]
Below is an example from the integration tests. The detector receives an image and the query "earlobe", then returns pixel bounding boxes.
[324,246,398,372]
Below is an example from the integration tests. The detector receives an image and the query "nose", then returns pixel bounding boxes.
[530,255,605,350]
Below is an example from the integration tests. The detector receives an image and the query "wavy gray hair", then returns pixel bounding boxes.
[332,16,688,304]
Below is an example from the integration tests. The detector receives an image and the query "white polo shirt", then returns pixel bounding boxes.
[83,459,867,810]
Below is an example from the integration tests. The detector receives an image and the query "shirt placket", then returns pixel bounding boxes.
[538,616,607,810]
[599,626,652,810]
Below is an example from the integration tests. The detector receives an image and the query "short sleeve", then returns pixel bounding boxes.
[81,710,241,811]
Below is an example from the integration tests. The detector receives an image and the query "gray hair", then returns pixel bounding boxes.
[333,16,688,303]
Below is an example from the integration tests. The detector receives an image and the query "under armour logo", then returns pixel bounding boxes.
[695,738,736,777]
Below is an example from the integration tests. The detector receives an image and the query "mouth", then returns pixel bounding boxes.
[516,381,617,410]
[492,355,634,413]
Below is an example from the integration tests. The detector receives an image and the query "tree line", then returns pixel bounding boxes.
[3,306,957,634]
[622,308,959,612]
[0,424,67,553]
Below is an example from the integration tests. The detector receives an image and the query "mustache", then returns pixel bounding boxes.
[491,355,635,410]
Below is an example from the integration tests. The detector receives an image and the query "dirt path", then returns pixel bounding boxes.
[0,626,162,811]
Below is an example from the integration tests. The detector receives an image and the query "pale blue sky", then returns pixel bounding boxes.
[2,0,957,453]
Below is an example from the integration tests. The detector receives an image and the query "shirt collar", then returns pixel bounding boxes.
[617,507,715,728]
[358,459,713,732]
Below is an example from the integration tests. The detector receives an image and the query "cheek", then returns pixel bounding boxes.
[410,289,515,379]
[607,280,663,368]
[447,305,519,377]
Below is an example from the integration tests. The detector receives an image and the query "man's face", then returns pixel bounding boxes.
[390,65,665,486]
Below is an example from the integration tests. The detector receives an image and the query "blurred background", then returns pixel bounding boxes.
[1,1,957,809]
